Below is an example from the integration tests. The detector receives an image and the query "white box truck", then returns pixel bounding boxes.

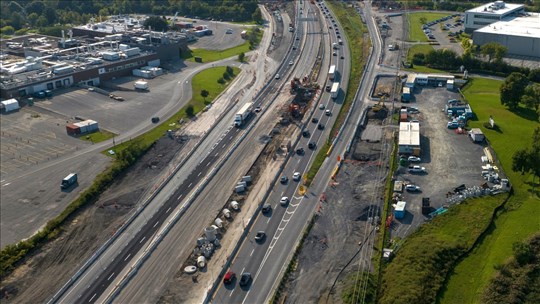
[134,80,149,90]
[328,65,336,81]
[330,82,339,99]
[234,102,253,127]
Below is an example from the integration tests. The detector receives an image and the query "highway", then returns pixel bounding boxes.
[52,4,311,304]
[211,1,355,303]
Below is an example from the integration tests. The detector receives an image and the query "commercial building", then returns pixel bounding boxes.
[473,13,540,58]
[464,1,525,33]
[398,122,421,156]
[405,73,455,89]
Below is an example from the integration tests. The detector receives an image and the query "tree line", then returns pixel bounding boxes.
[0,0,260,37]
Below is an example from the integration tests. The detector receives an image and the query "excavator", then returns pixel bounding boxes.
[372,95,387,112]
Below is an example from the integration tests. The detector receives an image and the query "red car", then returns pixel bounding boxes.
[223,271,236,284]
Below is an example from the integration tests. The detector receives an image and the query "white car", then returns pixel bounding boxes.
[408,156,421,162]
[325,109,331,116]
[280,196,289,206]
[405,184,421,192]
[293,172,301,181]
[275,74,280,79]
[289,60,294,65]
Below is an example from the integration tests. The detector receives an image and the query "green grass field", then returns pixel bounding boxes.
[109,66,240,154]
[407,12,449,42]
[438,78,540,303]
[80,129,116,143]
[182,28,262,63]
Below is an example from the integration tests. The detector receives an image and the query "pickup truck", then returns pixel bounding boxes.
[408,165,426,173]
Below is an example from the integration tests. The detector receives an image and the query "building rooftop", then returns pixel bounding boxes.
[475,13,540,38]
[466,1,524,15]
[398,122,420,147]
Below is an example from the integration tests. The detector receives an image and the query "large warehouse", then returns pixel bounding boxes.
[464,1,525,33]
[473,13,540,58]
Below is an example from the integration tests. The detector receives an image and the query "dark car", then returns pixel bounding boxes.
[312,117,319,123]
[255,231,266,242]
[239,272,251,286]
[151,117,160,123]
[308,142,316,149]
[318,123,325,130]
[223,271,236,284]
[302,130,310,137]
[262,203,272,213]
[280,175,288,184]
[296,147,305,155]
[326,85,331,92]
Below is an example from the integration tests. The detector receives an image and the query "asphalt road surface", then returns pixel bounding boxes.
[211,1,356,302]
[53,6,308,304]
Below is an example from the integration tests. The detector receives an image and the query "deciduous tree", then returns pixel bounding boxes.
[500,72,529,110]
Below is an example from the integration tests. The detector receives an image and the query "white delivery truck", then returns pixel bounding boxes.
[134,80,149,90]
[330,82,340,99]
[234,102,253,127]
[328,65,336,81]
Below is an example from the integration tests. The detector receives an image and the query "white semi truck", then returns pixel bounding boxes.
[234,102,253,127]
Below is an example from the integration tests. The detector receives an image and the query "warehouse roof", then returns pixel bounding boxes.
[398,122,420,147]
[474,13,540,38]
[466,1,523,15]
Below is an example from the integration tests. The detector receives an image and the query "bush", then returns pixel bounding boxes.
[217,78,225,84]
[223,72,231,81]
[185,105,195,117]
[226,66,234,76]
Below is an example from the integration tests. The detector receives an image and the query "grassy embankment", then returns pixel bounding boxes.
[0,66,240,278]
[438,77,540,303]
[110,66,240,155]
[305,0,370,184]
[181,27,263,63]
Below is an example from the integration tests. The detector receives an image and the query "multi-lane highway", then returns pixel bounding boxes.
[52,4,315,304]
[212,1,353,303]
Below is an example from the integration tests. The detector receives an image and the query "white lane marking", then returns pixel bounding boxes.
[177,194,183,200]
[198,172,202,177]
[280,191,284,196]
[250,249,255,256]
[124,253,131,261]
[222,143,226,148]
[2,183,10,187]
[241,267,245,274]
[215,152,219,157]
[206,161,211,167]
[153,221,160,228]
[188,183,193,188]
[107,272,115,281]
[0,180,4,183]
[267,217,271,223]
[89,293,97,302]
[166,207,172,213]
[139,236,146,244]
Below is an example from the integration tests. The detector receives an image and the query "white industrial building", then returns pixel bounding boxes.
[464,1,525,33]
[398,122,421,156]
[473,13,540,58]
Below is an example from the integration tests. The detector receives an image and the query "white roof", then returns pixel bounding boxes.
[398,122,420,147]
[394,201,406,211]
[475,13,540,38]
[466,1,523,15]
[1,98,18,105]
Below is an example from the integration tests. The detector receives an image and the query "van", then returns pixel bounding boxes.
[338,39,343,45]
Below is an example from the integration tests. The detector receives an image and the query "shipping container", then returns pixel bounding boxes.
[66,123,81,135]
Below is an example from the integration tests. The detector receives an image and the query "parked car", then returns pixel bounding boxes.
[239,272,251,286]
[408,165,426,173]
[408,156,421,162]
[405,184,421,192]
[223,271,236,284]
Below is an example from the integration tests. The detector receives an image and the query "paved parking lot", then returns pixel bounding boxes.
[182,18,251,50]
[0,108,92,177]
[391,85,487,237]
[425,14,464,55]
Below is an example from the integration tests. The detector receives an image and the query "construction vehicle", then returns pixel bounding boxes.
[372,96,387,112]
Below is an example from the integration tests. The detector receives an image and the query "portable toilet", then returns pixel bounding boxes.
[394,201,406,219]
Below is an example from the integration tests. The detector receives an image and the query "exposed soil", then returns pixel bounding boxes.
[285,112,393,303]
[0,136,187,303]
